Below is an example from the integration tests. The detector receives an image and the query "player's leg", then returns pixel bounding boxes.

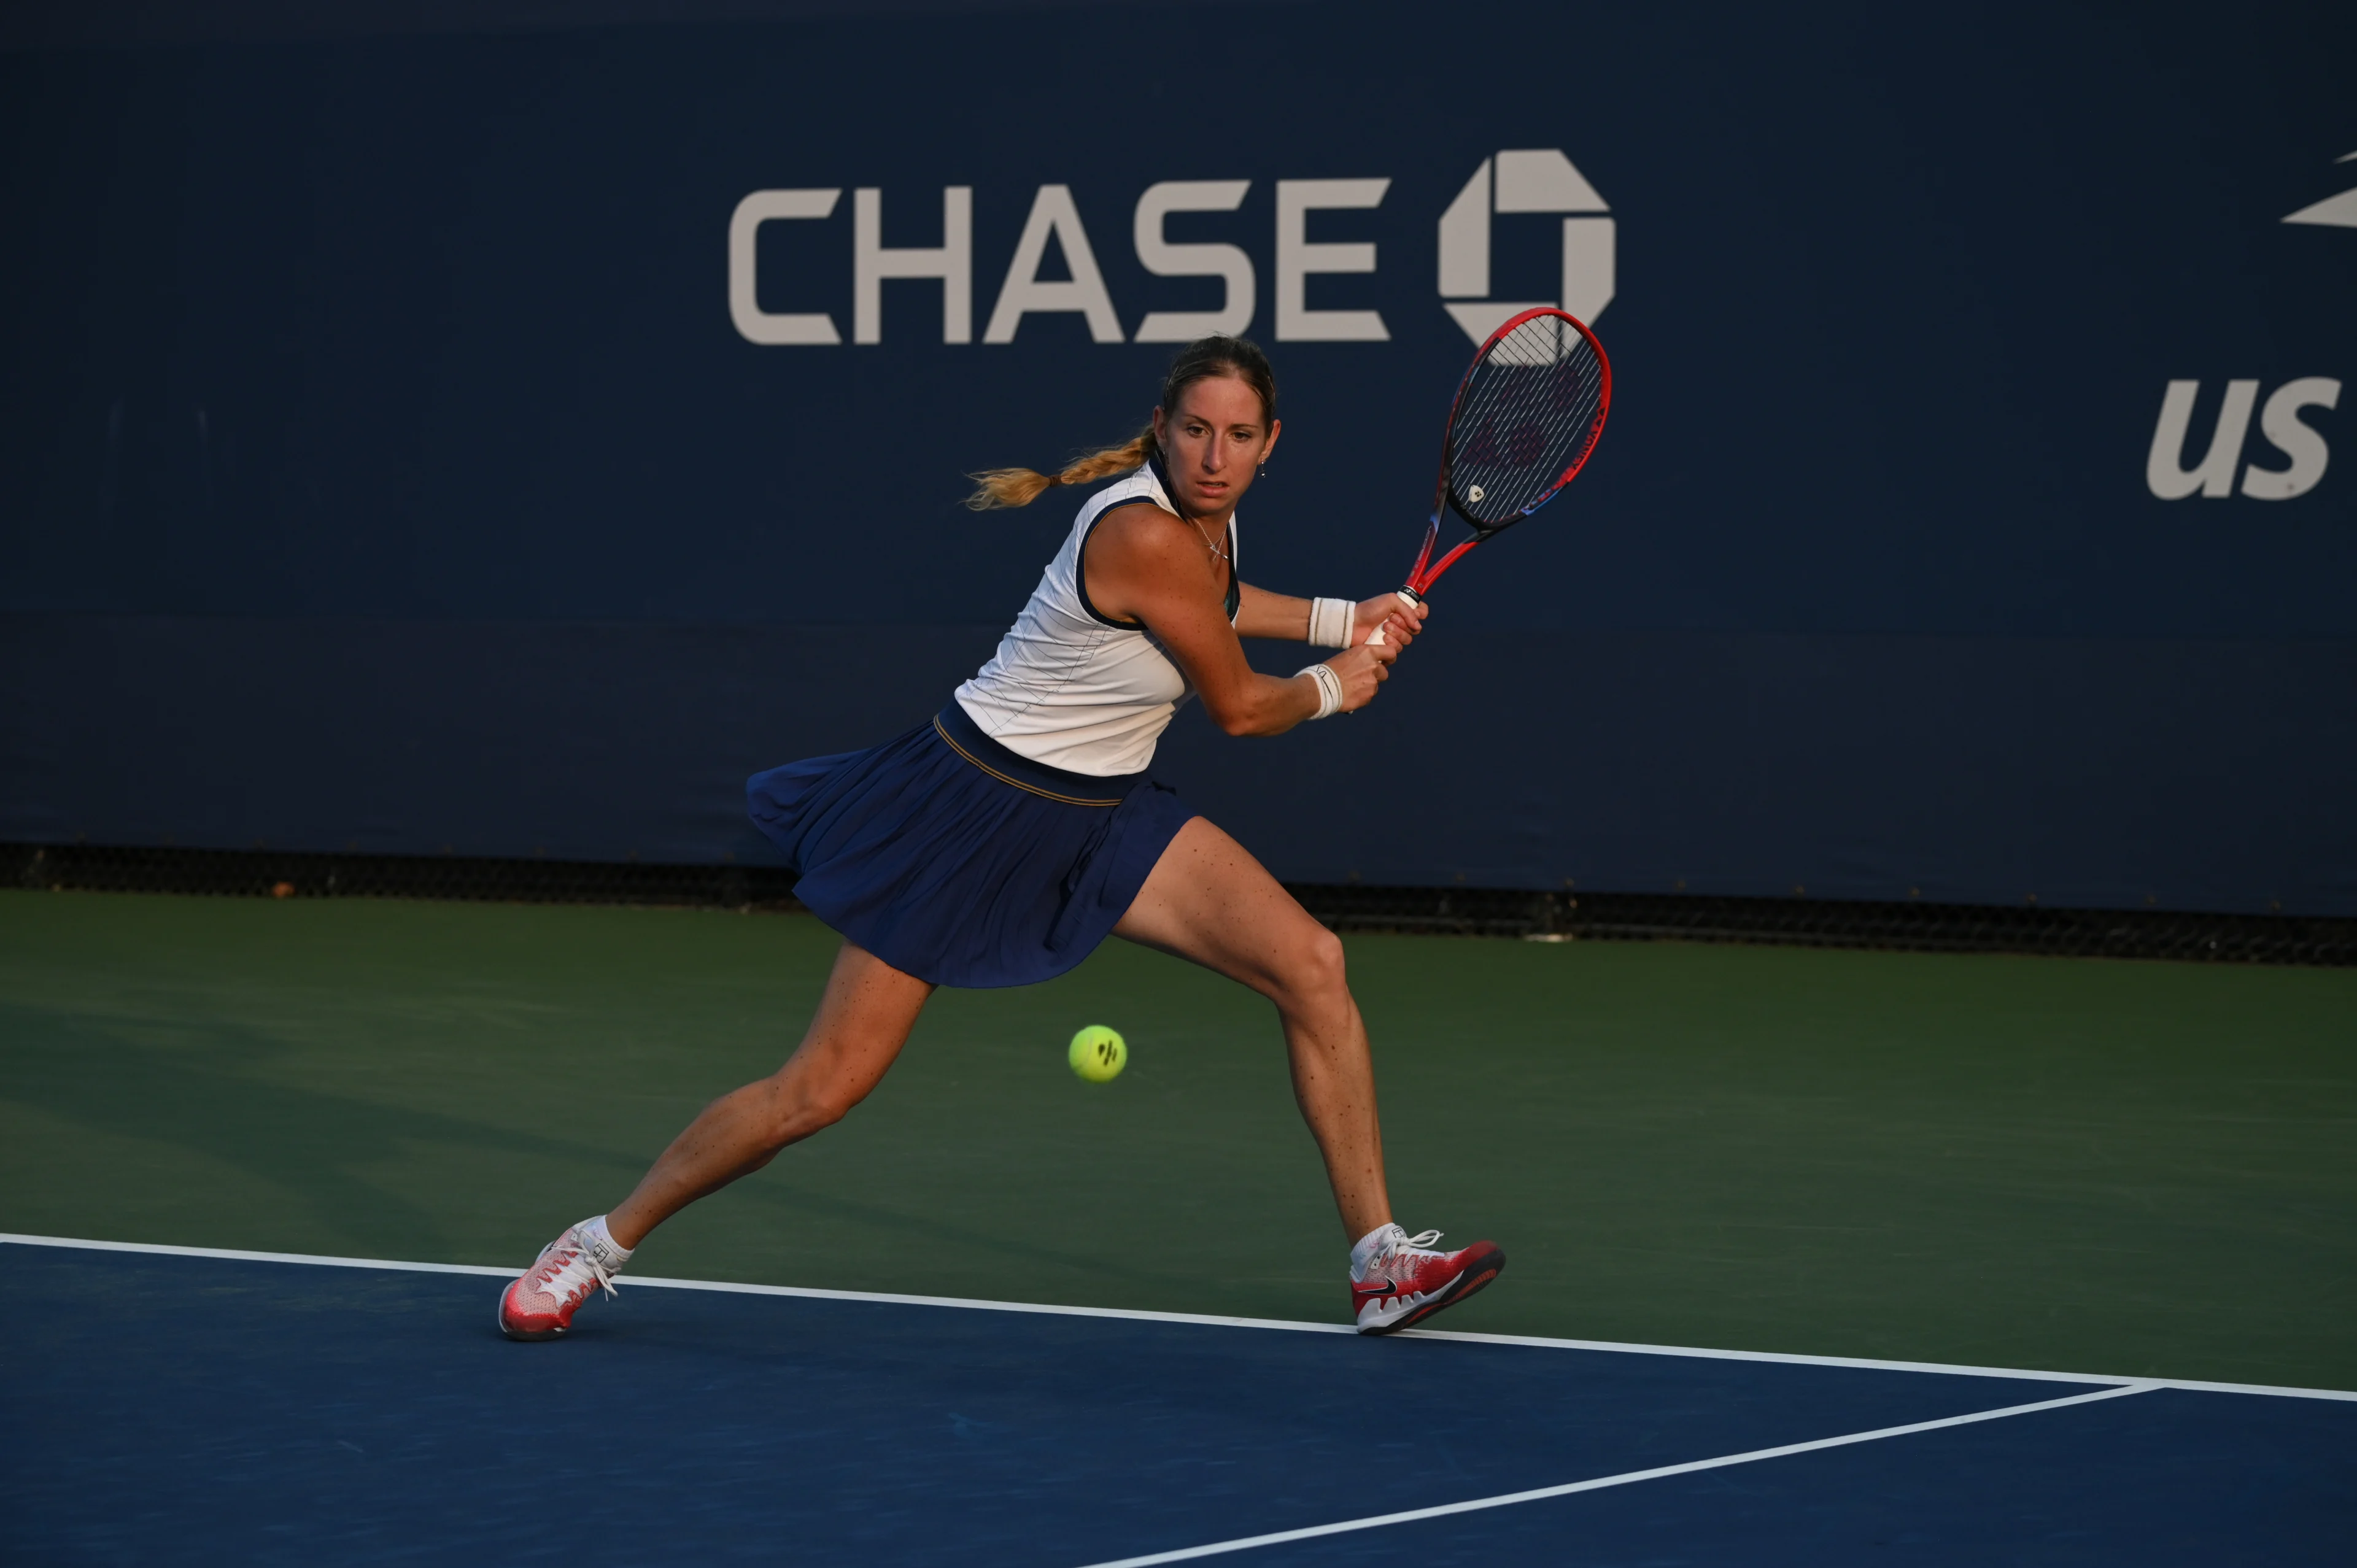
[1113,816,1505,1334]
[1113,816,1391,1238]
[606,938,934,1246]
[499,939,931,1340]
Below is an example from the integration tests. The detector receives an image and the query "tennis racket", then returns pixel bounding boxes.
[1366,307,1611,645]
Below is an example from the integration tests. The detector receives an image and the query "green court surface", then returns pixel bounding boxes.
[2,888,2351,1391]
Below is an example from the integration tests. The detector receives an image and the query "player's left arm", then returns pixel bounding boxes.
[1234,582,1429,647]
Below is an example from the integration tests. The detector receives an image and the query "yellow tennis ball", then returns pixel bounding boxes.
[1068,1025,1127,1083]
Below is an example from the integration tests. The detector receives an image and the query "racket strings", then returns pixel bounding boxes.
[1447,314,1606,525]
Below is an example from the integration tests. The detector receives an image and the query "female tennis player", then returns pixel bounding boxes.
[499,336,1504,1340]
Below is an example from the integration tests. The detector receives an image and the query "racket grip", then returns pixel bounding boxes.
[1363,590,1422,647]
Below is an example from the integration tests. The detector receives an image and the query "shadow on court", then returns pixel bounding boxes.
[0,995,1178,1292]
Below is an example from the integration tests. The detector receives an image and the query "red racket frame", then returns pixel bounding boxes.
[1395,305,1612,604]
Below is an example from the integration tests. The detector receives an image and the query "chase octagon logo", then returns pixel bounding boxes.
[1437,150,1616,342]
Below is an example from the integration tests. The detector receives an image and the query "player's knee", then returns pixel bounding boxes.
[762,1080,858,1146]
[1283,925,1349,1008]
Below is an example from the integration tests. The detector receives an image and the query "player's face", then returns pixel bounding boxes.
[1154,375,1280,519]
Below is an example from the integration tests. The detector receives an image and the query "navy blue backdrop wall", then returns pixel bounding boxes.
[4,0,2353,913]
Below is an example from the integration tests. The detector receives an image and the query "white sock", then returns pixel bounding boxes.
[579,1214,634,1273]
[1350,1222,1404,1280]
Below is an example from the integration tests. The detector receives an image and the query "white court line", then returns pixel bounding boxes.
[1069,1383,2161,1568]
[6,1231,2352,1404]
[0,1232,517,1278]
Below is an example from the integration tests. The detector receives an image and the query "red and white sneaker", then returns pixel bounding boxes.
[1350,1224,1506,1335]
[497,1221,625,1341]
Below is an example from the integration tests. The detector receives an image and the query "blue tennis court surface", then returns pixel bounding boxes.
[4,1237,2350,1565]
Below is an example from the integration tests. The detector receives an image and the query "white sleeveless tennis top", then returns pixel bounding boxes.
[953,461,1239,777]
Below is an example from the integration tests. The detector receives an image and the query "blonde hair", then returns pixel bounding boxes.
[964,430,1155,511]
[962,334,1278,511]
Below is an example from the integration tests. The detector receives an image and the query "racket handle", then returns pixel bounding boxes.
[1363,590,1422,647]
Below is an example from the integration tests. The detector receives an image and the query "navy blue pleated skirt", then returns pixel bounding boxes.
[745,702,1198,988]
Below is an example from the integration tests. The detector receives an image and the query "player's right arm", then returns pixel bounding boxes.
[1085,502,1397,734]
[1232,583,1426,648]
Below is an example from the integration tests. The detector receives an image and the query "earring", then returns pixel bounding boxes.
[1257,462,1268,478]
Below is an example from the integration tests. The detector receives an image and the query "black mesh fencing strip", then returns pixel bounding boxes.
[1283,883,2356,966]
[8,843,2350,967]
[3,841,803,911]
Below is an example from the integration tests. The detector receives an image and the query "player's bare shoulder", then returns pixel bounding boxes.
[1084,500,1217,622]
[1085,499,1192,573]
[1090,498,1188,555]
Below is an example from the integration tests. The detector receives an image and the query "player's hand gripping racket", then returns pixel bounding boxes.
[1366,307,1611,646]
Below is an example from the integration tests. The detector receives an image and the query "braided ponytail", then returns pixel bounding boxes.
[962,334,1278,511]
[964,431,1155,511]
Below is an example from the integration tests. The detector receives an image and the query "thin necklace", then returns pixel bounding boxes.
[1187,514,1230,564]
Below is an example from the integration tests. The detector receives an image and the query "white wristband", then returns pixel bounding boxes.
[1298,662,1343,719]
[1307,597,1354,649]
